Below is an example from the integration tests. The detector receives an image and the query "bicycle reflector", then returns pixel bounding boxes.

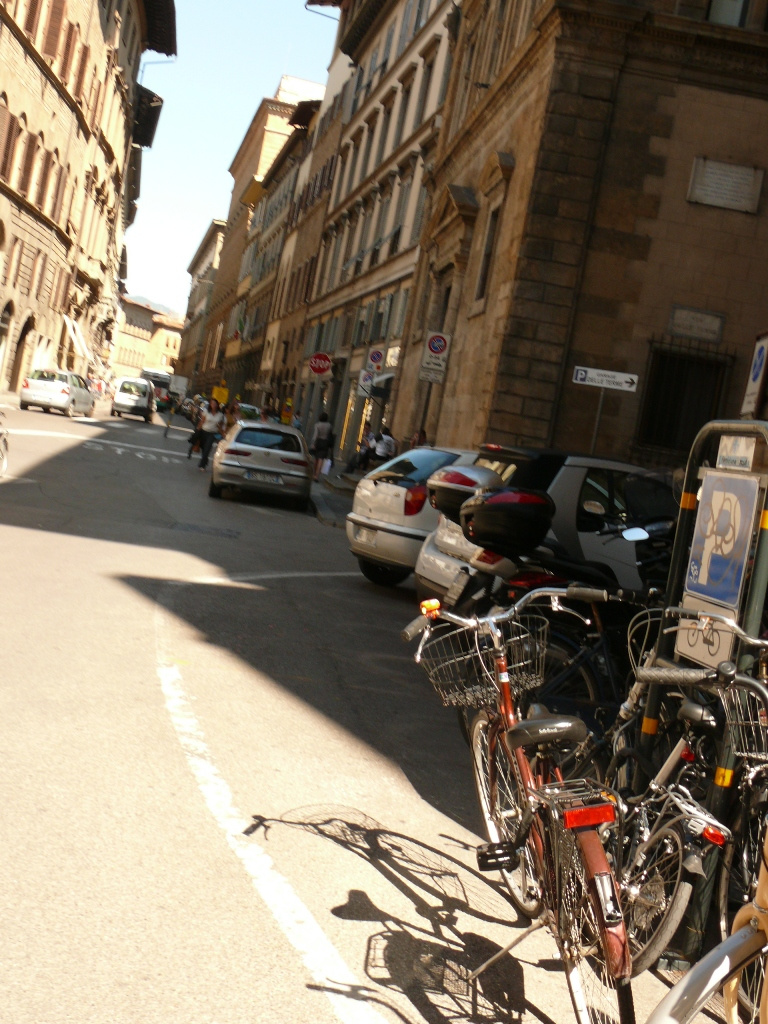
[563,803,616,830]
[420,598,441,619]
[702,825,727,847]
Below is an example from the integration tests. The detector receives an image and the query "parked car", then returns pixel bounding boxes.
[20,369,95,417]
[415,445,678,599]
[110,377,156,422]
[346,446,478,586]
[209,420,312,509]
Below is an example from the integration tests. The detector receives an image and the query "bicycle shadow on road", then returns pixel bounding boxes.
[248,805,562,1024]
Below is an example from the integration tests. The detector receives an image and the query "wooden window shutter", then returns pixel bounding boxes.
[35,150,53,208]
[0,114,18,181]
[74,45,89,100]
[60,23,76,82]
[18,133,37,195]
[42,0,66,58]
[51,165,66,221]
[0,108,10,174]
[24,0,41,36]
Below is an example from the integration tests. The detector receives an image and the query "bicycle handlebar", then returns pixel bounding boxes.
[637,661,768,713]
[401,615,428,643]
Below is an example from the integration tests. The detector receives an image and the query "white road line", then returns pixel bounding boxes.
[9,428,187,458]
[155,572,390,1024]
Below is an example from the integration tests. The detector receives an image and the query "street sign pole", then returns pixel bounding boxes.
[590,388,605,455]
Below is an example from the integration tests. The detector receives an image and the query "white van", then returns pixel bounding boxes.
[111,377,156,422]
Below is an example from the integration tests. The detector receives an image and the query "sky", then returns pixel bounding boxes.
[124,0,341,318]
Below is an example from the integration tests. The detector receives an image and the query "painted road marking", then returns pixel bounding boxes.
[10,429,187,460]
[154,571,388,1024]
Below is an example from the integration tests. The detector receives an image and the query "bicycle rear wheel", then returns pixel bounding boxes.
[622,824,693,977]
[558,826,635,1024]
[470,710,542,917]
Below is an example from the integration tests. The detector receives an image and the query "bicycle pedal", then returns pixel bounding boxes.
[476,841,520,872]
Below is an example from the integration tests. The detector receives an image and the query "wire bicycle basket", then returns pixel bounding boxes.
[416,614,549,708]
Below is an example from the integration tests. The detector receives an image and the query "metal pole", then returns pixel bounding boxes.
[590,388,605,454]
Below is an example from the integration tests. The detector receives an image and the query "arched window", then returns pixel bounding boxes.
[4,238,23,288]
[0,106,21,183]
[50,159,67,222]
[18,130,41,197]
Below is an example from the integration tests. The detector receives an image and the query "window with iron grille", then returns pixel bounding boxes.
[637,347,729,454]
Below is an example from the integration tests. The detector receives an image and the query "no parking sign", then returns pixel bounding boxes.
[741,333,768,417]
[419,332,451,384]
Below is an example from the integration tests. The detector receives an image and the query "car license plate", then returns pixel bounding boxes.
[357,527,377,546]
[245,471,281,484]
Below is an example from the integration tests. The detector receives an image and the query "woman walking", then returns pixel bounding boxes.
[197,398,226,471]
[310,412,333,481]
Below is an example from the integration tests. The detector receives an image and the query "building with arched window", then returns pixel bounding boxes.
[0,0,175,392]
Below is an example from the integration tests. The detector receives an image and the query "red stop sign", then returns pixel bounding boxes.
[309,352,332,375]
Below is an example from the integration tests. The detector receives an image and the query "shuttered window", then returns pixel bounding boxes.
[60,23,77,83]
[35,150,53,208]
[74,45,89,100]
[42,0,67,58]
[18,133,38,196]
[24,0,42,37]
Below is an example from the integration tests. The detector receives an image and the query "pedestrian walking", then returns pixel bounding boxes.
[309,412,334,481]
[196,398,226,471]
[346,420,376,472]
[372,425,397,465]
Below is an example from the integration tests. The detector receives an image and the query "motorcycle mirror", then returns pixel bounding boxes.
[622,526,649,542]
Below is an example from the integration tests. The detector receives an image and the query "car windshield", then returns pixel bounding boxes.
[474,452,566,489]
[236,427,301,453]
[31,370,67,383]
[119,381,148,396]
[369,449,460,486]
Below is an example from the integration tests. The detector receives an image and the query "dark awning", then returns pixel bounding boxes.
[133,85,163,148]
[141,0,177,56]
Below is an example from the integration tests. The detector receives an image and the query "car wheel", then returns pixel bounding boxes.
[66,402,76,418]
[89,403,95,416]
[19,402,28,410]
[145,414,151,423]
[43,406,51,413]
[357,558,412,587]
[208,480,223,499]
[110,409,116,417]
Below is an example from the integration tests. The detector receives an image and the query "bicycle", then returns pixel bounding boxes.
[640,658,768,1024]
[403,584,636,1024]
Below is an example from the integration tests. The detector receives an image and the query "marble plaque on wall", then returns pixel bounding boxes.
[688,157,763,213]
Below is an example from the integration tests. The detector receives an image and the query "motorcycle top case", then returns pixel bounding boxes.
[459,487,555,559]
[427,465,505,524]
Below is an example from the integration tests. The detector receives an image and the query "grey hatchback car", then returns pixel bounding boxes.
[208,421,312,509]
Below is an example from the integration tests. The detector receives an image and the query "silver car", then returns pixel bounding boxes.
[20,369,95,417]
[209,421,312,510]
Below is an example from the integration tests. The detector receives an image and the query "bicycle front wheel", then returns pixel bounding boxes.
[470,710,542,918]
[558,827,635,1024]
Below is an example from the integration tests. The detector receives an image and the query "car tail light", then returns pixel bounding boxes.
[563,803,616,829]
[483,443,502,451]
[22,378,29,389]
[404,484,428,516]
[281,457,308,467]
[437,469,483,488]
[224,447,251,457]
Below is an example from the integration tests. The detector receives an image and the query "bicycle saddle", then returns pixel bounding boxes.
[504,714,588,751]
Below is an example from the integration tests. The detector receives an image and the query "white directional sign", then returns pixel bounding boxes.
[572,366,638,392]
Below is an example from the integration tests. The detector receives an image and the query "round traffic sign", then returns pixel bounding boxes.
[428,334,448,354]
[369,348,384,366]
[309,352,332,375]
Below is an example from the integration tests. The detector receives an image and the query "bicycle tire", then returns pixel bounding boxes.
[621,824,693,977]
[558,824,635,1024]
[645,924,768,1024]
[470,710,542,918]
[539,632,604,718]
[717,802,767,1022]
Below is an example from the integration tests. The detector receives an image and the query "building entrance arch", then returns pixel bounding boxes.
[8,316,34,392]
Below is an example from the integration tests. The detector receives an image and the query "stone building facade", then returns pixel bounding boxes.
[198,77,324,401]
[111,295,181,379]
[391,0,768,464]
[0,0,175,391]
[300,0,455,461]
[176,219,225,384]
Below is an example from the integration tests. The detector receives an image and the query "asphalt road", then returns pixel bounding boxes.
[0,396,689,1024]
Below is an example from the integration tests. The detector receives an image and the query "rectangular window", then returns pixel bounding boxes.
[389,177,412,256]
[638,349,728,454]
[411,184,427,244]
[393,84,411,149]
[42,0,66,58]
[361,122,375,183]
[414,61,434,126]
[24,0,42,37]
[475,208,500,300]
[346,144,359,195]
[376,104,392,167]
[708,0,747,25]
[397,0,414,56]
[394,289,409,337]
[381,24,394,76]
[414,0,430,32]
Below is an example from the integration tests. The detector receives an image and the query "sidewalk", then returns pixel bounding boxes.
[309,464,360,527]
